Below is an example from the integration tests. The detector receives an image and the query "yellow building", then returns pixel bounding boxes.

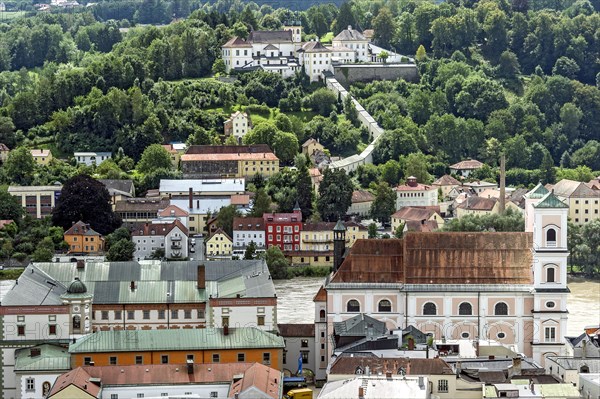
[550,179,600,225]
[455,197,521,218]
[30,148,53,165]
[64,221,104,254]
[181,145,279,179]
[206,228,233,259]
[7,184,63,219]
[302,138,325,157]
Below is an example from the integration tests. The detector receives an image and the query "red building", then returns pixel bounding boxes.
[263,203,302,252]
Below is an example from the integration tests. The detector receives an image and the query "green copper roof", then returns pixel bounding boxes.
[333,219,346,232]
[69,328,285,353]
[527,182,549,199]
[14,344,70,372]
[534,191,569,208]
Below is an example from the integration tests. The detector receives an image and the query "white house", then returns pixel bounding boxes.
[132,220,189,260]
[74,152,112,166]
[232,217,266,257]
[331,25,370,62]
[14,344,70,399]
[224,111,251,143]
[449,159,484,177]
[394,176,438,210]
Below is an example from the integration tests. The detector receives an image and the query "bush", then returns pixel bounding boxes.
[245,104,271,116]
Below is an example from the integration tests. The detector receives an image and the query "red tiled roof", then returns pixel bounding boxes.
[228,363,282,399]
[234,217,265,231]
[392,207,438,221]
[231,194,250,205]
[223,36,253,48]
[313,285,326,302]
[161,144,177,154]
[158,204,188,217]
[30,148,51,157]
[132,220,188,237]
[395,183,434,191]
[352,190,375,203]
[49,367,100,397]
[330,233,533,285]
[405,220,439,232]
[0,219,14,229]
[182,153,278,162]
[209,227,232,241]
[329,356,454,376]
[450,159,484,170]
[278,323,315,337]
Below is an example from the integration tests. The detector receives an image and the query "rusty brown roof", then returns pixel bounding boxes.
[405,220,438,232]
[115,197,169,213]
[433,175,461,186]
[392,207,438,221]
[234,217,265,231]
[313,285,326,302]
[330,233,533,285]
[223,36,253,48]
[186,144,272,155]
[329,355,454,376]
[277,323,315,337]
[457,196,497,211]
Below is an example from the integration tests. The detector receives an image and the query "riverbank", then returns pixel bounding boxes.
[286,265,331,278]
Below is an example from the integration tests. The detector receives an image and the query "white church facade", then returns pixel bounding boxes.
[313,184,569,379]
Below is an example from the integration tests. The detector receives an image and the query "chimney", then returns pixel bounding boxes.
[358,386,364,398]
[406,360,411,375]
[408,337,415,350]
[30,348,41,357]
[187,358,194,374]
[76,260,85,269]
[499,153,506,214]
[418,376,424,389]
[130,281,135,291]
[582,339,587,359]
[197,265,205,289]
[189,188,193,210]
[511,357,522,378]
[223,324,229,335]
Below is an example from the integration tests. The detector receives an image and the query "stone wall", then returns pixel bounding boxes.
[334,64,419,86]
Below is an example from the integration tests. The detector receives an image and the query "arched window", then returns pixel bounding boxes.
[355,366,363,375]
[547,267,555,283]
[378,300,392,312]
[459,302,473,315]
[546,228,556,243]
[580,365,590,373]
[423,302,437,315]
[73,315,81,330]
[494,302,508,316]
[347,300,360,312]
[319,309,325,320]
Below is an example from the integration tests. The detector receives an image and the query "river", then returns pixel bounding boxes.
[274,276,600,336]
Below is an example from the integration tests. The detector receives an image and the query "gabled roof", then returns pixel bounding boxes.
[432,175,461,186]
[333,26,367,42]
[457,196,497,211]
[0,143,9,151]
[352,190,375,203]
[15,344,70,372]
[228,363,282,399]
[132,219,188,237]
[548,179,599,198]
[98,179,135,196]
[66,221,102,237]
[534,191,569,209]
[69,328,285,353]
[158,204,188,217]
[30,148,51,157]
[223,36,252,48]
[449,159,483,170]
[333,314,387,337]
[209,227,232,242]
[330,233,533,285]
[1,265,67,306]
[329,354,453,376]
[263,43,279,50]
[301,41,331,53]
[526,183,549,199]
[313,285,326,302]
[248,30,292,43]
[48,367,99,398]
[302,138,322,148]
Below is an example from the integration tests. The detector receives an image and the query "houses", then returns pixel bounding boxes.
[205,228,233,259]
[224,111,251,143]
[64,221,104,254]
[73,152,111,166]
[278,324,315,377]
[30,148,53,165]
[0,142,9,162]
[115,197,170,227]
[331,25,370,62]
[318,375,429,399]
[161,143,186,168]
[302,138,324,158]
[548,178,600,225]
[49,363,283,399]
[159,178,246,197]
[319,187,570,366]
[263,205,303,252]
[155,204,189,227]
[7,184,63,218]
[348,190,375,217]
[462,180,499,194]
[131,220,188,260]
[455,196,521,218]
[432,174,461,199]
[15,344,70,399]
[233,217,266,257]
[449,158,484,177]
[181,145,279,179]
[98,179,135,209]
[68,327,284,368]
[391,207,445,232]
[394,176,438,210]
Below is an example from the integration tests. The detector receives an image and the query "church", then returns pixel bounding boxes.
[313,184,569,379]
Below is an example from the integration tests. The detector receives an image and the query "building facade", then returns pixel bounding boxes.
[224,111,250,143]
[131,220,188,260]
[74,152,112,166]
[550,179,600,225]
[321,186,570,367]
[8,184,62,219]
[206,228,233,259]
[64,221,104,254]
[395,177,438,210]
[30,149,52,165]
[263,207,303,252]
[233,217,266,257]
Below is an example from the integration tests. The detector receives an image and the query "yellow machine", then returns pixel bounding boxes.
[286,388,313,399]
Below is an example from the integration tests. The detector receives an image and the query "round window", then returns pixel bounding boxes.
[461,332,470,339]
[497,332,506,339]
[546,301,556,308]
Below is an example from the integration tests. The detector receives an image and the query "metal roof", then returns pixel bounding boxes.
[2,266,67,306]
[69,328,285,353]
[534,192,569,208]
[14,344,70,372]
[159,179,245,194]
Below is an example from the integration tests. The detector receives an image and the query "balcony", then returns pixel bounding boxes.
[171,242,182,249]
[171,236,182,241]
[303,237,333,244]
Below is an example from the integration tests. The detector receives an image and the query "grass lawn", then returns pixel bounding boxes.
[321,32,334,44]
[0,11,26,21]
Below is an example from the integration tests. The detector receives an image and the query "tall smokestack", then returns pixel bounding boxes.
[499,153,506,214]
[189,187,193,210]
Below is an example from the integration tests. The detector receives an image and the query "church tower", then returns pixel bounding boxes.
[61,277,93,338]
[529,189,570,364]
[333,219,346,272]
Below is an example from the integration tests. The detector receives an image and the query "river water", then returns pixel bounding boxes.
[274,277,600,336]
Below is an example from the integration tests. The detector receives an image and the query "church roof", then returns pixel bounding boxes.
[534,192,569,209]
[248,30,292,44]
[330,233,533,285]
[526,183,549,199]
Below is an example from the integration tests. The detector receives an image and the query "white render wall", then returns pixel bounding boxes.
[210,305,276,331]
[396,189,438,209]
[233,229,265,249]
[100,383,230,399]
[19,372,63,399]
[3,313,71,341]
[133,235,165,260]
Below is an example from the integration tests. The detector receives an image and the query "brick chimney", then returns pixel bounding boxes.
[188,188,193,210]
[407,176,418,187]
